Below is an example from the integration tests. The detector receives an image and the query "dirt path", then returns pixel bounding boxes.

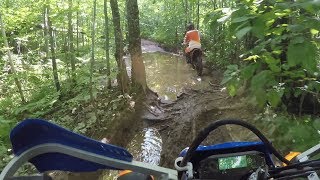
[139,40,258,168]
[47,40,259,180]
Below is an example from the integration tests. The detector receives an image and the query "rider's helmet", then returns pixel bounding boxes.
[187,22,194,31]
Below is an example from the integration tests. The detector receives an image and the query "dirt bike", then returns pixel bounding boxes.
[1,119,320,180]
[187,48,203,76]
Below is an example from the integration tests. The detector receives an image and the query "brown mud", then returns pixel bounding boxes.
[137,40,258,168]
[48,40,259,179]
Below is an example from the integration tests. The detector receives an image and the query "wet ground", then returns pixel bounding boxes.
[49,40,259,179]
[144,52,210,101]
[124,40,258,169]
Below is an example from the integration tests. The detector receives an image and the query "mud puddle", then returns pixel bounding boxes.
[144,52,210,101]
[125,40,258,168]
[126,127,162,165]
[45,40,259,180]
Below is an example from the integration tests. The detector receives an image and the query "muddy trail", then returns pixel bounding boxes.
[18,40,260,180]
[120,40,259,169]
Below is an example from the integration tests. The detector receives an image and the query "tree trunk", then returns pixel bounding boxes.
[46,2,61,92]
[104,0,111,88]
[76,0,80,55]
[43,3,50,64]
[89,0,97,101]
[0,13,26,103]
[110,0,129,94]
[126,0,147,92]
[197,0,200,29]
[185,0,190,24]
[63,28,71,80]
[68,0,76,78]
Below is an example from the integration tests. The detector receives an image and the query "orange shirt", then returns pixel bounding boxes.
[184,30,200,44]
[184,30,201,53]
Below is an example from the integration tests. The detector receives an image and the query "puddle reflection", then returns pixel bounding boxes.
[143,52,207,100]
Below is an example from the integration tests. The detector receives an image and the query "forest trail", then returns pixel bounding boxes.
[126,40,259,168]
[47,40,259,180]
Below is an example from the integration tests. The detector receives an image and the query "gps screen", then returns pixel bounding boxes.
[218,155,248,170]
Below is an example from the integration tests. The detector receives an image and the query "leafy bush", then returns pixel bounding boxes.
[253,112,320,153]
[221,0,320,110]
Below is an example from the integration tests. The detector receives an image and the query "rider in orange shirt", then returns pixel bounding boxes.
[183,23,201,63]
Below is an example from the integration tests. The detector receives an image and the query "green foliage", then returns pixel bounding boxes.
[221,0,320,109]
[0,116,15,170]
[139,1,185,49]
[222,65,240,96]
[287,40,317,72]
[254,113,320,153]
[0,0,124,171]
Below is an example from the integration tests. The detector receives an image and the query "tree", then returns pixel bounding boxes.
[89,0,97,101]
[196,0,200,29]
[68,0,76,79]
[110,0,129,94]
[104,0,111,88]
[46,0,61,92]
[0,13,26,103]
[126,0,147,92]
[43,1,50,65]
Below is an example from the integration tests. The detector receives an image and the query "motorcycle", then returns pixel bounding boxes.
[187,48,203,76]
[1,118,319,180]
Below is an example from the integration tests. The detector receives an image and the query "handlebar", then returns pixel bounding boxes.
[2,119,320,180]
[176,119,320,180]
[179,119,290,168]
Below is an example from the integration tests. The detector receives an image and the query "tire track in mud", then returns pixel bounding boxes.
[48,40,259,180]
[137,40,258,169]
[147,87,257,168]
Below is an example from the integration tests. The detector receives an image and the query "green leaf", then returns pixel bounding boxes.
[222,65,239,85]
[291,36,305,44]
[252,16,268,39]
[218,13,232,23]
[250,70,277,107]
[298,1,320,13]
[308,81,320,92]
[251,70,276,90]
[287,40,317,72]
[241,63,258,79]
[236,27,252,39]
[227,84,237,97]
[313,119,320,130]
[254,88,267,108]
[287,24,306,33]
[264,55,281,73]
[244,55,259,61]
[310,29,319,35]
[232,16,253,23]
[267,89,284,107]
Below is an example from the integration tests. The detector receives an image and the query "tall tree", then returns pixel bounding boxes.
[0,13,26,103]
[185,0,190,23]
[68,0,76,79]
[89,0,97,101]
[43,2,50,65]
[104,0,111,88]
[76,0,80,55]
[197,0,200,29]
[46,0,61,92]
[126,0,147,91]
[110,0,129,93]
